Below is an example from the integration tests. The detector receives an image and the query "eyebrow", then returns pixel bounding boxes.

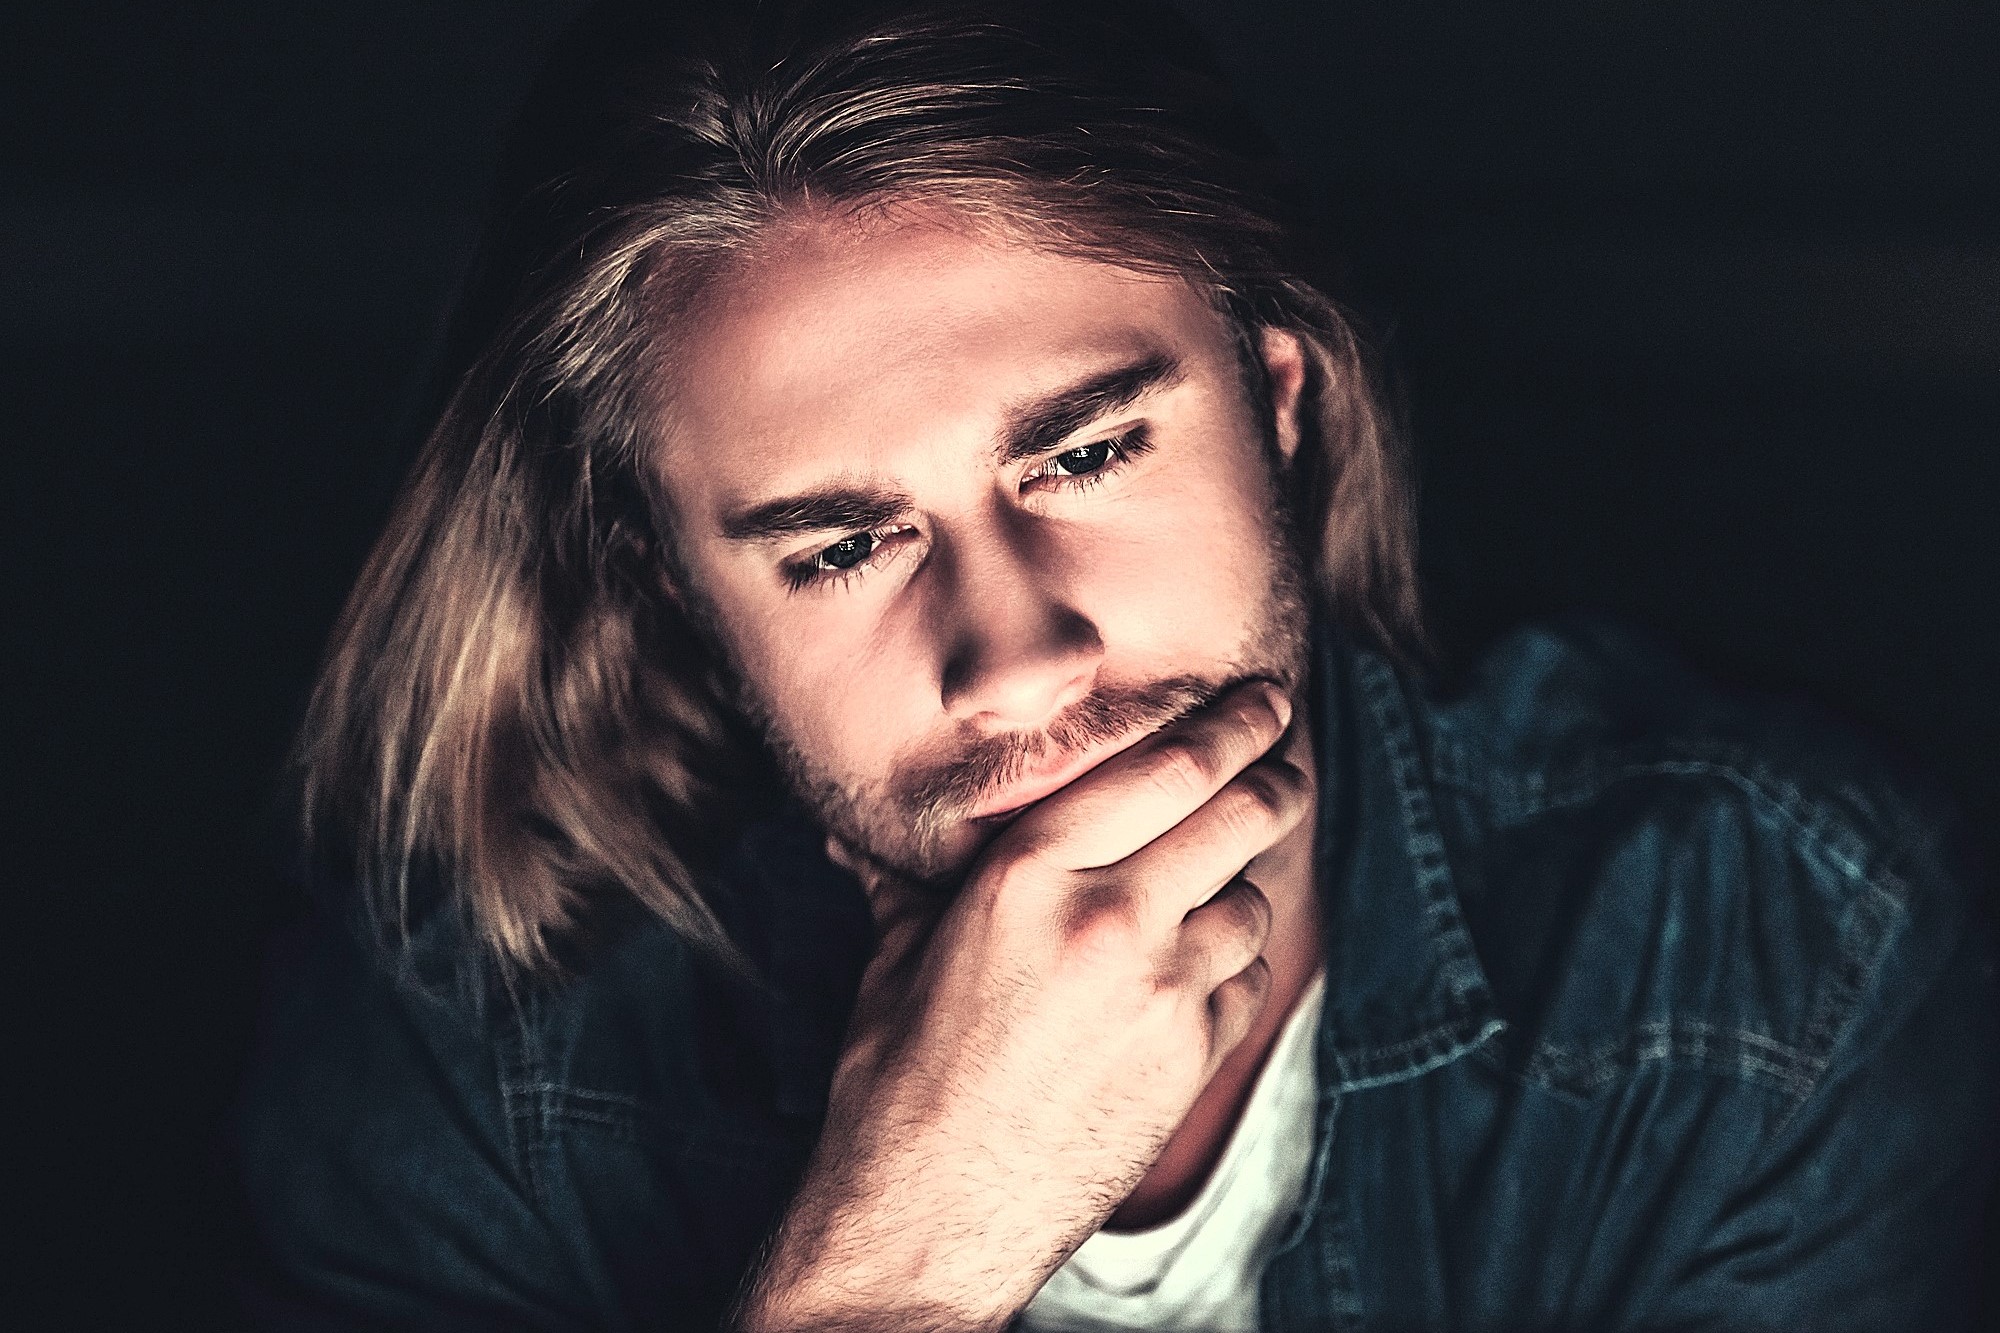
[718,350,1185,544]
[994,350,1184,465]
[716,483,910,543]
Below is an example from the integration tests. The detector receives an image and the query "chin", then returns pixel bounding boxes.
[905,821,999,894]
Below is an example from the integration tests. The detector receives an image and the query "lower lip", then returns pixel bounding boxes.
[965,738,1137,823]
[970,797,1042,825]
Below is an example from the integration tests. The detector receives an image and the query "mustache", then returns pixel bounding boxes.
[890,672,1242,818]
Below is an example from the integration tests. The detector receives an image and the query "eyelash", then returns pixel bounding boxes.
[782,426,1156,592]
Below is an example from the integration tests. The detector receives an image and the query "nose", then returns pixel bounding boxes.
[933,523,1102,731]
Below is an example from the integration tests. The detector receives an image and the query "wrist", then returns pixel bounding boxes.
[735,1277,1007,1333]
[734,1181,1034,1333]
[735,1258,1016,1333]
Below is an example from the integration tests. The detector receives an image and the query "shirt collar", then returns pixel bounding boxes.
[1306,616,1505,1091]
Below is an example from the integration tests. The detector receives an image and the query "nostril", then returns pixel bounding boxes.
[937,601,1103,729]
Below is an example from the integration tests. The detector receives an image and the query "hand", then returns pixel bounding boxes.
[734,679,1307,1333]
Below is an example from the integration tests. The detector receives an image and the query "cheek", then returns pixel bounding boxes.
[726,592,935,781]
[1080,455,1281,646]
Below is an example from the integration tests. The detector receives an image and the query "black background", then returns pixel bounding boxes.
[10,1,1998,1325]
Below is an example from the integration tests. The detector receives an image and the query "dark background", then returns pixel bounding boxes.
[10,1,1997,1325]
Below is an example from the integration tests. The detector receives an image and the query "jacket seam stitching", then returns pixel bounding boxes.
[495,990,551,1209]
[497,1082,794,1156]
[1352,653,1494,1012]
[1520,1018,1823,1101]
[1435,738,1918,1111]
[1448,743,1907,913]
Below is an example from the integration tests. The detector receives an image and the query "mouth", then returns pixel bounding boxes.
[965,732,1147,824]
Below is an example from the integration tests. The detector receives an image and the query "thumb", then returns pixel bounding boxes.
[823,834,936,948]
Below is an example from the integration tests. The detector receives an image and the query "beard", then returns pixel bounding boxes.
[702,483,1315,895]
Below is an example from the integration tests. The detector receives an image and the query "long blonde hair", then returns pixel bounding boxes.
[295,0,1424,978]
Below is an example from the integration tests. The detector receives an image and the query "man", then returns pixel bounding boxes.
[237,1,1999,1329]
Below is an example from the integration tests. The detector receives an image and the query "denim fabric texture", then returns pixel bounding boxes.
[235,617,2000,1330]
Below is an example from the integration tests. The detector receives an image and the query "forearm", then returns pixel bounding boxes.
[731,1177,1044,1333]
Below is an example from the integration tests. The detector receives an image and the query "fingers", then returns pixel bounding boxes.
[1204,955,1273,1078]
[1171,872,1273,991]
[1115,754,1311,924]
[1006,679,1293,874]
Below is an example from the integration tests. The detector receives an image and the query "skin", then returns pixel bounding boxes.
[649,203,1327,1329]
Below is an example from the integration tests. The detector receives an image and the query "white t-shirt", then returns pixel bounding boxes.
[1018,970,1328,1333]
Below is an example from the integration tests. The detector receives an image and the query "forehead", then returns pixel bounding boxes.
[652,209,1231,482]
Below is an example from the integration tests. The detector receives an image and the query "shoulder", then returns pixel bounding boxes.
[231,821,848,1326]
[1400,617,1987,1110]
[232,893,715,1211]
[237,804,859,1160]
[230,901,587,1323]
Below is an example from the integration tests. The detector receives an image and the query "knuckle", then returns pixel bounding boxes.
[1217,905,1266,961]
[1254,758,1310,810]
[1059,881,1146,962]
[1210,955,1272,1019]
[1233,768,1287,820]
[1231,762,1307,836]
[1213,777,1280,846]
[1149,735,1223,802]
[1230,879,1273,939]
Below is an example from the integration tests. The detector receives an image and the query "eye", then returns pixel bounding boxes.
[819,532,876,570]
[1051,441,1113,476]
[784,523,916,591]
[1022,426,1154,494]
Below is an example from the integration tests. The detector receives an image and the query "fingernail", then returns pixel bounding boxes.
[1262,682,1293,728]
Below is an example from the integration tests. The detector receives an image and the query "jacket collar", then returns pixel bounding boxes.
[1307,618,1504,1091]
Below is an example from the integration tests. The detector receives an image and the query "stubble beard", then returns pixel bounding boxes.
[715,492,1316,895]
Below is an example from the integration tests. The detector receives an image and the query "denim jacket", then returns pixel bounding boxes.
[235,618,2000,1330]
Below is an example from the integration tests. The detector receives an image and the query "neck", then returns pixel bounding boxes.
[1104,689,1324,1231]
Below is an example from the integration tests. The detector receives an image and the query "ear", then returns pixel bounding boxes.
[1257,327,1308,466]
[657,565,687,612]
[645,517,691,614]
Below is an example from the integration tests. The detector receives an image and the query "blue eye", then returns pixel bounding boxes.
[784,525,911,591]
[818,532,876,570]
[1051,441,1114,476]
[1021,425,1152,494]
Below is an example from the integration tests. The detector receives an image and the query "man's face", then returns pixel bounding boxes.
[651,207,1312,890]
